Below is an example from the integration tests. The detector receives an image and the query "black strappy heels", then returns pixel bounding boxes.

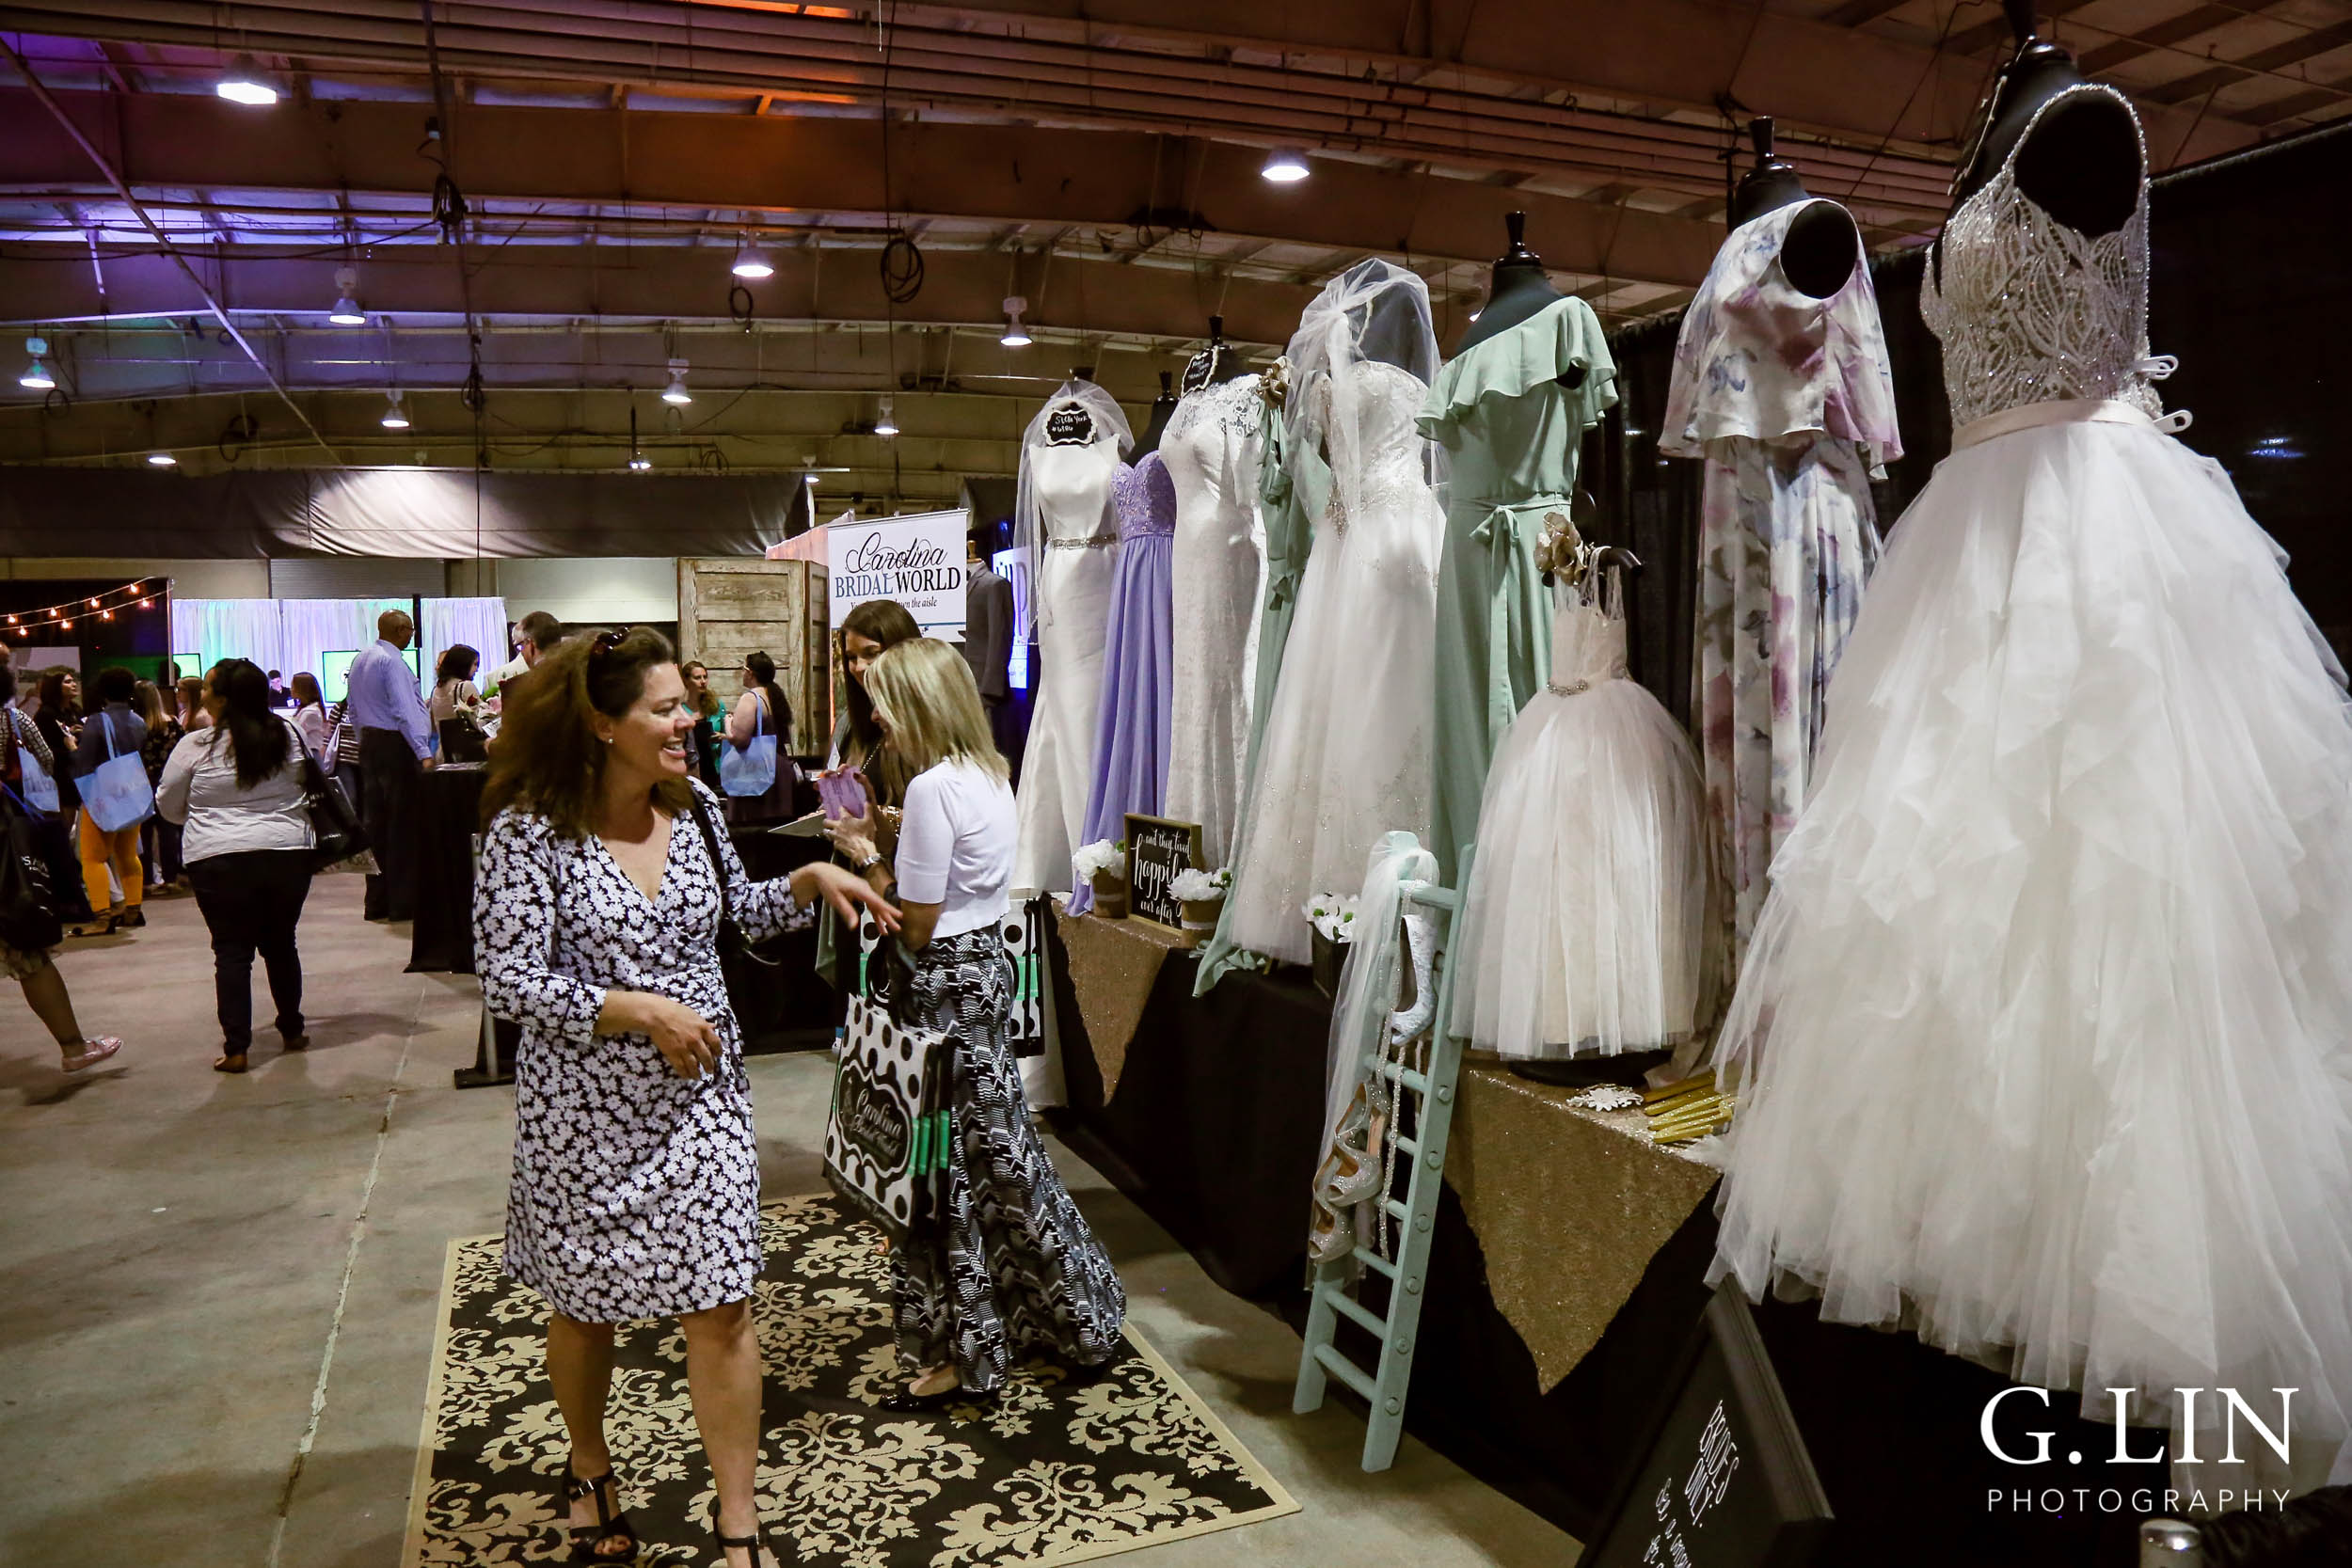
[710,1497,779,1567]
[562,1468,640,1564]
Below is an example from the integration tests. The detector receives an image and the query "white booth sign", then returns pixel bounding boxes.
[826,508,970,641]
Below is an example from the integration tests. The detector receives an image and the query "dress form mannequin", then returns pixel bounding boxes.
[1135,372,1180,456]
[1947,0,2139,246]
[1181,316,1251,395]
[1727,119,1859,301]
[1454,214,1588,389]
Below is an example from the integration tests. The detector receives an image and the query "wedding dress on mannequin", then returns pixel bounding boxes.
[1161,372,1268,867]
[1709,81,2352,1491]
[1010,380,1132,895]
[1451,531,1710,1061]
[1220,261,1446,965]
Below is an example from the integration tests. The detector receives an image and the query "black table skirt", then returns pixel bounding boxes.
[407,766,485,974]
[1054,933,2161,1566]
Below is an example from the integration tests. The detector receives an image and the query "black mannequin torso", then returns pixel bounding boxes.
[1726,119,1860,302]
[1947,5,2140,242]
[1181,315,1250,395]
[1136,372,1179,455]
[1454,213,1586,388]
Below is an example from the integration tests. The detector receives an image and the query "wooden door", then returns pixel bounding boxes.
[675,558,830,755]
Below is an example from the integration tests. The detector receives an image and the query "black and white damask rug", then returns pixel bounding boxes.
[403,1195,1298,1567]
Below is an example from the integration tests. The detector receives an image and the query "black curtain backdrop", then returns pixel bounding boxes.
[1597,118,2352,721]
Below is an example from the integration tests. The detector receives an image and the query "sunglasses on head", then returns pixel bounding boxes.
[589,626,631,662]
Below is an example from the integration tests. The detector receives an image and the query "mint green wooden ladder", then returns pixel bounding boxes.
[1292,863,1470,1473]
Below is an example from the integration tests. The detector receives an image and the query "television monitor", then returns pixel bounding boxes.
[318,646,421,705]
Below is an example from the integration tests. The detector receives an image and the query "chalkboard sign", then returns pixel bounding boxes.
[1122,814,1202,932]
[1581,1283,1832,1568]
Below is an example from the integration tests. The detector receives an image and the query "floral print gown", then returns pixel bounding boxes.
[1661,198,1902,972]
[476,779,814,1323]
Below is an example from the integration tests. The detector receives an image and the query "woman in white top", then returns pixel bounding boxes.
[289,672,327,756]
[157,658,317,1073]
[831,638,1126,1408]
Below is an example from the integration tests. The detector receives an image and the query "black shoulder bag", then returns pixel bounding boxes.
[290,721,367,867]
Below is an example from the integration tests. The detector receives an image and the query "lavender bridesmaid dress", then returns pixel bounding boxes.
[1067,451,1177,911]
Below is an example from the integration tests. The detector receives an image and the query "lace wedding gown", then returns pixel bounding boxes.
[1710,84,2352,1488]
[1451,562,1710,1059]
[1223,357,1444,964]
[1161,374,1268,868]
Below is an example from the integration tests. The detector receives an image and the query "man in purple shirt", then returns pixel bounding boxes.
[347,608,435,921]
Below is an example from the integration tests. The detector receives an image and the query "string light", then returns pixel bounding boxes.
[0,578,160,627]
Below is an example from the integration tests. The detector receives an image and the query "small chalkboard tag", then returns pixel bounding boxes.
[1581,1283,1831,1568]
[1122,814,1203,932]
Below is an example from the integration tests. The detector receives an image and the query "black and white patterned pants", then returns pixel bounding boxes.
[889,927,1127,1391]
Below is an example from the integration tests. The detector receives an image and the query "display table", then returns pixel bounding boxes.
[1050,911,2155,1564]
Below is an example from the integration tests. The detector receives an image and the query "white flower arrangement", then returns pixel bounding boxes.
[1168,866,1232,903]
[1303,894,1360,942]
[1072,839,1127,882]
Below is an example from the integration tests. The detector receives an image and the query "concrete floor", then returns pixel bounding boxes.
[0,872,1575,1568]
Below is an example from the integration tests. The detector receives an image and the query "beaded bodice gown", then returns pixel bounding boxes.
[1708,83,2352,1493]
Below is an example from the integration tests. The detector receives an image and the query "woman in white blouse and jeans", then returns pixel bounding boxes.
[157,658,316,1073]
[831,638,1126,1407]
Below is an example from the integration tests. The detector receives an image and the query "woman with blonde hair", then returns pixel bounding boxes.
[473,626,894,1568]
[830,637,1125,1407]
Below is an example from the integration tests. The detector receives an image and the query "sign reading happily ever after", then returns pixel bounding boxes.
[1123,815,1204,932]
[827,508,971,640]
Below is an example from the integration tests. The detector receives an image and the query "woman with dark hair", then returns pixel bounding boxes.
[135,678,185,891]
[828,598,921,807]
[474,627,894,1568]
[679,660,724,791]
[288,672,326,758]
[723,649,797,822]
[71,665,151,934]
[429,644,483,727]
[157,659,316,1072]
[0,664,122,1072]
[32,670,82,824]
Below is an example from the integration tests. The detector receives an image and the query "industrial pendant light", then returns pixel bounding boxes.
[19,337,55,390]
[661,359,692,405]
[380,389,410,430]
[328,266,366,326]
[1261,147,1311,182]
[216,54,279,106]
[873,395,898,437]
[628,405,652,469]
[730,240,773,280]
[147,451,177,467]
[999,296,1032,348]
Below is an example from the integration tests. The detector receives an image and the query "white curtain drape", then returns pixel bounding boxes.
[171,597,442,698]
[420,597,511,690]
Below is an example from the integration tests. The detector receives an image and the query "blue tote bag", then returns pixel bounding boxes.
[719,695,779,798]
[12,721,60,815]
[81,718,154,832]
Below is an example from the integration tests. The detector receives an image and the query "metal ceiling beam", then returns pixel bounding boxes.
[0,242,1337,348]
[901,0,2258,163]
[0,39,344,464]
[0,88,1729,287]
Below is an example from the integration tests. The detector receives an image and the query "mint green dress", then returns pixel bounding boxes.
[1416,297,1617,886]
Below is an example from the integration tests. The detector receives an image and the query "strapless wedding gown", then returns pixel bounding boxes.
[1223,359,1443,964]
[1450,569,1710,1058]
[1709,82,2352,1490]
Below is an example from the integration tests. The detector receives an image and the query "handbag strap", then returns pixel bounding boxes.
[684,789,751,945]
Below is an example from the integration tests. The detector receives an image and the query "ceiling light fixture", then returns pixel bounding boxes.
[216,54,279,106]
[731,241,773,280]
[380,388,410,430]
[1000,296,1032,348]
[874,396,898,437]
[328,266,366,325]
[1261,147,1311,182]
[147,451,176,467]
[20,337,55,390]
[661,359,692,405]
[628,451,654,471]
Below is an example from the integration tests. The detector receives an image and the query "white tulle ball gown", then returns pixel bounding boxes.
[1451,558,1711,1060]
[1709,83,2352,1489]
